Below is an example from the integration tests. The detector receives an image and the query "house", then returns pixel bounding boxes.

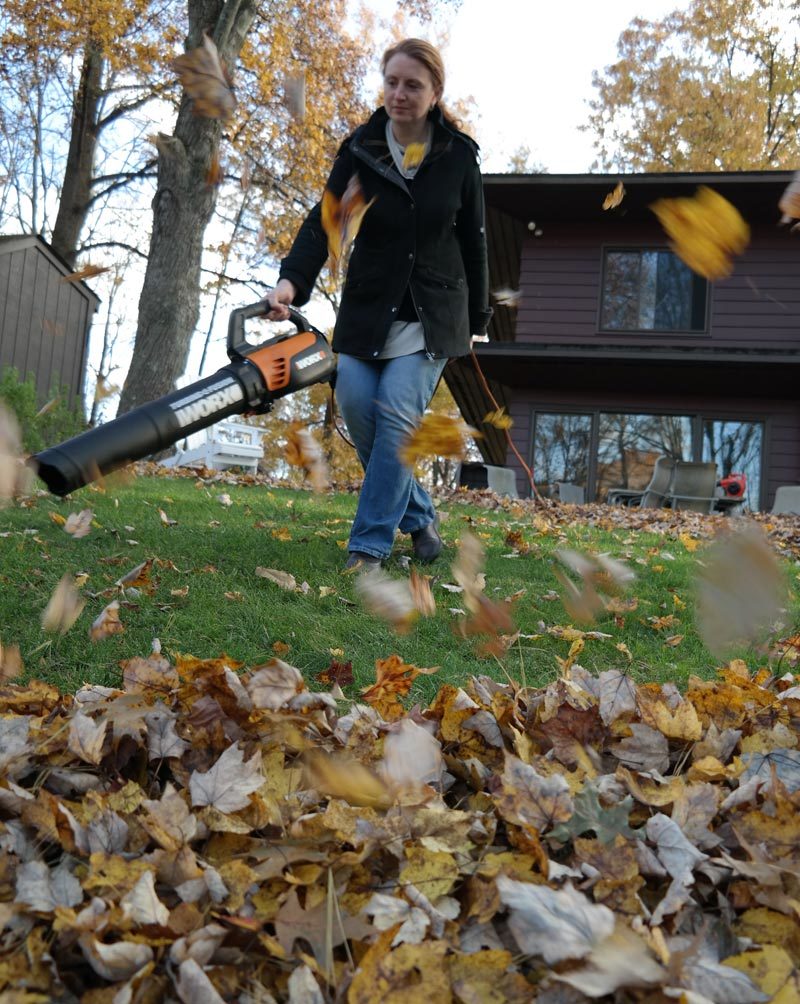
[0,234,100,404]
[444,171,800,512]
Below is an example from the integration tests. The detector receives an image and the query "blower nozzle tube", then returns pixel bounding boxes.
[32,360,266,497]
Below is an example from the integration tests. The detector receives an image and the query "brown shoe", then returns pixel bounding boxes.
[345,551,382,571]
[411,516,442,562]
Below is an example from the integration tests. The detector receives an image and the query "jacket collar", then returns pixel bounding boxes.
[349,106,477,193]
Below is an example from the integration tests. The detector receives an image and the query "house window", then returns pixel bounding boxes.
[596,413,693,501]
[601,250,707,332]
[532,413,592,498]
[702,420,763,510]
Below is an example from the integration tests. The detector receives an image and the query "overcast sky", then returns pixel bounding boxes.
[371,0,685,172]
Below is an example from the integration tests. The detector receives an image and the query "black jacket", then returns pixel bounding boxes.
[278,106,492,359]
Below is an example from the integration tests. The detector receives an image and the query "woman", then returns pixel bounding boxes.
[267,38,491,569]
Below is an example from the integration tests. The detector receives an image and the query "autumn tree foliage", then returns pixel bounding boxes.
[0,0,181,265]
[586,0,800,171]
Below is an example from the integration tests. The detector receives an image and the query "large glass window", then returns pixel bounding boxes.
[597,413,693,501]
[533,413,591,498]
[703,420,763,510]
[601,250,707,332]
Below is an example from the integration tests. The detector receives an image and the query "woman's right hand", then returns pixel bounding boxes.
[264,279,297,321]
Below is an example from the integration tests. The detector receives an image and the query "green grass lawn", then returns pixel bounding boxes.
[1,470,798,701]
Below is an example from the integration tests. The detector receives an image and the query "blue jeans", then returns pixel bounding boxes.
[336,351,447,559]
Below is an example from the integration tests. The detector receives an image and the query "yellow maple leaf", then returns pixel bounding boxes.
[402,142,426,170]
[399,413,478,467]
[602,180,625,210]
[650,185,749,281]
[321,175,375,280]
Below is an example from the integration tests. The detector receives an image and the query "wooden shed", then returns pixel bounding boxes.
[0,234,100,404]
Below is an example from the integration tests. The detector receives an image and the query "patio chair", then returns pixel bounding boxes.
[557,482,585,504]
[665,461,718,513]
[607,455,676,508]
[771,486,800,514]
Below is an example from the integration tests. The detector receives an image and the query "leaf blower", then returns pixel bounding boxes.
[30,302,336,497]
[717,472,747,499]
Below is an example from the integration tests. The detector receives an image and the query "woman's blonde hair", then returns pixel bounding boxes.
[381,37,465,131]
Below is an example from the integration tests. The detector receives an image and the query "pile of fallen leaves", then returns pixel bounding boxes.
[2,641,800,1002]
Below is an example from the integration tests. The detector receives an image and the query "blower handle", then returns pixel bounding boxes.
[227,300,313,360]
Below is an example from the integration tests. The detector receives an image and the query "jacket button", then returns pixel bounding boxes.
[373,351,379,356]
[408,253,413,260]
[410,202,416,210]
[391,306,397,312]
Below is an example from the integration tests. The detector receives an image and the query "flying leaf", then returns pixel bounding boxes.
[497,875,616,963]
[696,523,786,656]
[0,639,23,679]
[189,743,263,814]
[58,263,111,284]
[399,413,478,467]
[0,403,23,503]
[650,185,749,281]
[89,600,124,642]
[491,287,522,307]
[159,508,177,526]
[602,181,626,210]
[36,396,60,417]
[409,566,436,617]
[283,69,306,121]
[305,750,390,808]
[206,153,223,187]
[172,33,236,120]
[284,422,329,492]
[482,407,513,430]
[41,574,86,634]
[402,142,426,171]
[355,568,418,634]
[93,375,120,403]
[321,175,375,279]
[63,508,94,539]
[555,921,665,996]
[381,718,443,790]
[778,170,800,223]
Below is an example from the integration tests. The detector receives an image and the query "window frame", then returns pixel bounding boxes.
[597,245,711,336]
[527,404,768,508]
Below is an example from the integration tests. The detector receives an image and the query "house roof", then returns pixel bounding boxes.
[0,233,101,311]
[442,170,799,466]
[481,170,795,224]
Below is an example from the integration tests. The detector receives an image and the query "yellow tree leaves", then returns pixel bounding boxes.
[650,185,750,280]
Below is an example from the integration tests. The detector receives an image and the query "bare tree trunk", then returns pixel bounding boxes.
[117,0,256,416]
[50,43,104,266]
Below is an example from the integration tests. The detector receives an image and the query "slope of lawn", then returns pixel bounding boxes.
[1,465,798,699]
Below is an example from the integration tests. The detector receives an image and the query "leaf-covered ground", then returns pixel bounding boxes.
[2,467,800,1002]
[3,640,800,1002]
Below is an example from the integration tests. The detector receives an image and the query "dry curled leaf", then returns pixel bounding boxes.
[63,508,94,539]
[696,523,786,656]
[189,743,263,814]
[491,287,522,307]
[172,32,236,120]
[58,263,111,284]
[41,574,86,634]
[283,68,306,120]
[650,185,749,281]
[321,175,375,279]
[602,180,625,210]
[399,413,478,468]
[255,567,297,590]
[89,600,124,642]
[284,422,329,492]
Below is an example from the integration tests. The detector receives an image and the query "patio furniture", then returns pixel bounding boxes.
[665,461,718,513]
[162,419,264,475]
[557,482,585,504]
[607,455,676,508]
[771,486,800,514]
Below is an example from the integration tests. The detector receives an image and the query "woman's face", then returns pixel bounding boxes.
[383,53,439,129]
